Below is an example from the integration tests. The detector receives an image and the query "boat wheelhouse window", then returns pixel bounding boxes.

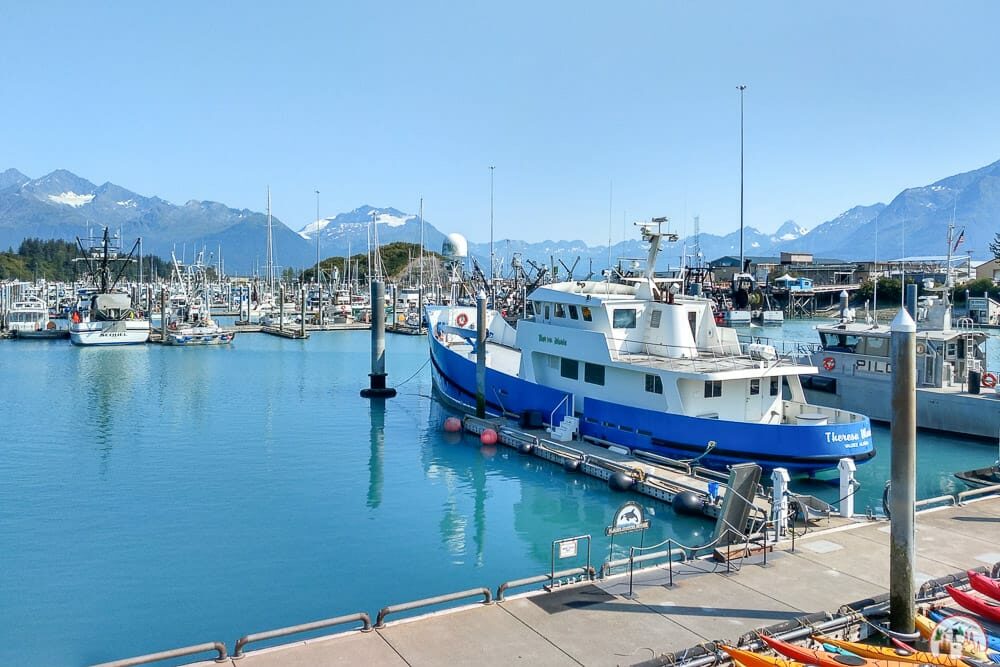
[584,363,605,385]
[770,377,779,396]
[750,379,760,395]
[581,306,593,322]
[525,302,535,316]
[704,381,722,398]
[645,374,663,394]
[946,342,957,358]
[822,332,860,353]
[554,303,566,318]
[613,308,637,329]
[544,304,551,319]
[568,305,579,320]
[560,358,579,380]
[649,309,662,328]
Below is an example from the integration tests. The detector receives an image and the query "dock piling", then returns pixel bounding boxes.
[279,285,285,331]
[838,458,856,519]
[889,307,917,634]
[770,468,790,540]
[361,280,396,398]
[300,287,306,338]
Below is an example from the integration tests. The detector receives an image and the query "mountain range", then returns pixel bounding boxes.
[2,158,999,275]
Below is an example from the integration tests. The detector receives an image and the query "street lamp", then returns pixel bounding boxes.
[737,84,747,272]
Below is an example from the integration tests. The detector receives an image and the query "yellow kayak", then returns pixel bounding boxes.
[721,645,805,667]
[815,635,966,667]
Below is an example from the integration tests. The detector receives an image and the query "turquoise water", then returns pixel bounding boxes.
[2,321,997,665]
[0,332,709,666]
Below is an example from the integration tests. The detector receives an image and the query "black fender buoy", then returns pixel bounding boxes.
[608,471,634,492]
[672,490,704,516]
[518,442,534,455]
[563,459,581,473]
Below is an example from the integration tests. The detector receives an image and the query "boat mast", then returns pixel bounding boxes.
[266,187,275,297]
[418,197,424,317]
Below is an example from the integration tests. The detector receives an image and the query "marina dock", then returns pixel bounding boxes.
[108,492,1000,667]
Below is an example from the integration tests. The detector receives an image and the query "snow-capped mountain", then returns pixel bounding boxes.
[0,169,314,272]
[297,205,447,258]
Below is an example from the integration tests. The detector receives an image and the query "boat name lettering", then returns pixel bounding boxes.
[824,428,872,446]
[855,359,891,374]
[538,334,567,346]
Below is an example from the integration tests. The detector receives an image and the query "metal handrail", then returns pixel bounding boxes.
[496,566,595,601]
[375,587,493,628]
[232,612,372,658]
[914,494,957,510]
[90,642,228,667]
[549,393,571,430]
[957,483,1000,504]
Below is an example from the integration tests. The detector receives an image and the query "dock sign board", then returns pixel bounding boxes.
[605,501,650,536]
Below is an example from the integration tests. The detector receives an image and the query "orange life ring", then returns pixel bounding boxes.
[983,372,998,388]
[822,357,836,371]
[456,313,469,327]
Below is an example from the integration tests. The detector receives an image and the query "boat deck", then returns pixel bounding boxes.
[616,350,807,375]
[164,495,1000,667]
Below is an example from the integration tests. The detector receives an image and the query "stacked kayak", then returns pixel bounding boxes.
[945,585,1000,623]
[816,635,966,667]
[757,634,910,667]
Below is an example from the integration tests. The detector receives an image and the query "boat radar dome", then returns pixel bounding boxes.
[443,233,468,259]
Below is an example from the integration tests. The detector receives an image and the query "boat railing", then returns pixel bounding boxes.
[549,393,572,428]
[610,336,809,373]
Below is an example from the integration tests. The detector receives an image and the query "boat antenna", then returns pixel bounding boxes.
[607,179,613,280]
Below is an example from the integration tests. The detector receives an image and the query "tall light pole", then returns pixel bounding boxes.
[489,165,495,305]
[315,189,321,286]
[737,84,747,272]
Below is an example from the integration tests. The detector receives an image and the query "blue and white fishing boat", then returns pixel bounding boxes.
[426,222,874,474]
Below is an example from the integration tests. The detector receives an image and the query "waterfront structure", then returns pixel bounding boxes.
[427,223,874,474]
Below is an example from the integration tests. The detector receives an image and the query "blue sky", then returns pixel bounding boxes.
[2,2,999,245]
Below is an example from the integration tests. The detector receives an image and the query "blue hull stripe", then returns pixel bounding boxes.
[429,334,874,473]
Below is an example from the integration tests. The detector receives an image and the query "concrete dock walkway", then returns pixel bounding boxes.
[164,495,1000,667]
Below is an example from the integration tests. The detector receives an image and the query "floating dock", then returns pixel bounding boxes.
[98,492,1000,667]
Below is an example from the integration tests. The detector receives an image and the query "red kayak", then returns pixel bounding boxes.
[946,584,1000,623]
[969,570,1000,602]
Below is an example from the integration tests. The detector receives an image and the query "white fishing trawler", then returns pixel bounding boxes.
[427,222,874,474]
[68,228,150,346]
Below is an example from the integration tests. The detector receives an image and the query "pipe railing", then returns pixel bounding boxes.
[375,587,493,628]
[914,494,957,510]
[496,566,596,602]
[90,642,228,667]
[233,612,372,658]
[957,483,1000,504]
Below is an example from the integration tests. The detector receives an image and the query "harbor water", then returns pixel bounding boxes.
[1,320,997,665]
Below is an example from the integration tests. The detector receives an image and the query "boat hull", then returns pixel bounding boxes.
[69,321,150,346]
[164,330,235,346]
[429,333,874,474]
[803,372,1000,440]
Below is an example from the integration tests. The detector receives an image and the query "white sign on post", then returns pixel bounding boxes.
[558,539,578,559]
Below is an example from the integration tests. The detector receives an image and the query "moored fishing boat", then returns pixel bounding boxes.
[426,223,874,474]
[4,295,69,339]
[68,227,150,346]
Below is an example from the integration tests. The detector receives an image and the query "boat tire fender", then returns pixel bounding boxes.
[983,372,997,388]
[882,481,891,519]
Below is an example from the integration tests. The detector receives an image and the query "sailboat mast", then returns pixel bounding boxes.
[266,187,274,296]
[419,198,424,318]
